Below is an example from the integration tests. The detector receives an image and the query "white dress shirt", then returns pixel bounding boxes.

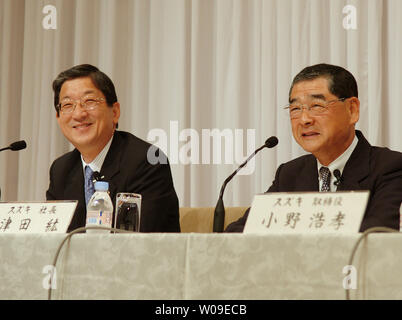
[317,135,358,192]
[81,134,114,176]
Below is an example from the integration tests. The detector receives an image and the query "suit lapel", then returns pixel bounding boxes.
[297,155,319,191]
[337,131,370,191]
[99,132,123,202]
[62,150,87,229]
[64,150,85,201]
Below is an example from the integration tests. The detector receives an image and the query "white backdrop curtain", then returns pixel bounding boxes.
[1,0,401,208]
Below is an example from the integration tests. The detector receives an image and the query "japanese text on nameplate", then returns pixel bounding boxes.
[0,202,77,233]
[244,192,369,234]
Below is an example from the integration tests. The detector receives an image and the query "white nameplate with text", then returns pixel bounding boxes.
[0,201,77,233]
[244,191,369,234]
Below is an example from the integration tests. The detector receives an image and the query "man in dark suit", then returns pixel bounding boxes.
[47,64,180,233]
[226,63,402,232]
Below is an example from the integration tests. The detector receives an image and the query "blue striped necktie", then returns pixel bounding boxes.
[84,165,95,205]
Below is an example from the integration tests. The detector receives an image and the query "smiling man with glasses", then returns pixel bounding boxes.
[226,63,402,233]
[47,64,180,233]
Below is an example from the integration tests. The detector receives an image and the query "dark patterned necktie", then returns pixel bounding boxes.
[84,165,95,205]
[319,167,331,192]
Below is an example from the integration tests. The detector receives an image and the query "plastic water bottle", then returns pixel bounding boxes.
[86,181,113,233]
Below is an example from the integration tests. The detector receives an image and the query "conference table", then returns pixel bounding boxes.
[1,232,401,300]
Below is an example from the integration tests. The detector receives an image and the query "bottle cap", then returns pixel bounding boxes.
[94,181,109,191]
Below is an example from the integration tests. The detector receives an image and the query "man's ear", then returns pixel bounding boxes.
[348,97,360,125]
[112,102,120,126]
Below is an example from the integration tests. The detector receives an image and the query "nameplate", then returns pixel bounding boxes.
[0,201,77,233]
[244,191,370,234]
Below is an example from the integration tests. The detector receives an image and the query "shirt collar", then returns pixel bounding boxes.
[317,134,359,190]
[81,134,114,173]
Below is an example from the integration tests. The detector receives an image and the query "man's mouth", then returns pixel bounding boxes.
[301,132,319,137]
[73,123,92,129]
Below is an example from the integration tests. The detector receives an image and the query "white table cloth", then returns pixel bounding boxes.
[1,232,401,300]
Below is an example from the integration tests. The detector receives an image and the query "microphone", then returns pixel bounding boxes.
[0,140,27,200]
[0,140,27,152]
[213,136,279,232]
[91,171,105,184]
[333,169,342,187]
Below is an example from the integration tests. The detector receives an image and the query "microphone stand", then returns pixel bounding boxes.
[0,147,10,200]
[212,144,269,233]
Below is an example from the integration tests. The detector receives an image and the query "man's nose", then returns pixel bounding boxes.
[71,102,88,119]
[299,107,314,125]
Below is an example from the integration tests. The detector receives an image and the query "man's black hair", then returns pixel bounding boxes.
[289,63,358,101]
[52,64,118,115]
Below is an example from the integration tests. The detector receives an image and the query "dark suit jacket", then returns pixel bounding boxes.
[46,130,180,233]
[226,130,402,232]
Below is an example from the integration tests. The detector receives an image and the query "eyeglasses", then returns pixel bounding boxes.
[57,95,105,114]
[284,98,347,119]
